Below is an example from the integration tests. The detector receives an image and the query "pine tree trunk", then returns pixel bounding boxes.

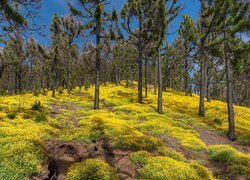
[115,64,119,86]
[184,41,189,96]
[207,67,211,102]
[184,57,189,96]
[145,58,148,98]
[138,46,143,103]
[51,47,57,98]
[199,0,206,117]
[67,59,71,94]
[207,76,211,102]
[18,73,22,94]
[104,62,107,86]
[224,22,235,140]
[157,49,163,114]
[94,10,101,110]
[130,67,133,86]
[199,39,205,117]
[165,58,169,89]
[154,62,157,95]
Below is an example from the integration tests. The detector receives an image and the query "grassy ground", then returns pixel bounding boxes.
[0,83,249,179]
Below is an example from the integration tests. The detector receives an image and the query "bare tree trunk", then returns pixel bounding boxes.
[199,39,205,117]
[94,11,101,110]
[207,67,211,102]
[154,61,157,95]
[67,59,71,94]
[8,71,13,95]
[17,73,22,94]
[0,64,4,79]
[207,77,211,102]
[224,21,235,141]
[138,46,143,103]
[184,40,189,96]
[104,62,107,86]
[51,47,58,98]
[130,67,133,86]
[115,64,119,86]
[157,49,163,114]
[145,58,148,98]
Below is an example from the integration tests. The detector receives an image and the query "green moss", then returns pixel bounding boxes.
[34,112,48,122]
[67,159,117,180]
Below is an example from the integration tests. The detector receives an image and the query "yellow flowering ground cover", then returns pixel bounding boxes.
[0,83,249,179]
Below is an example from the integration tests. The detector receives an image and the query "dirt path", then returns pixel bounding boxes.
[196,128,249,153]
[49,102,82,128]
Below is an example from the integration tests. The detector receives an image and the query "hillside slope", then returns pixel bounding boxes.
[0,83,249,179]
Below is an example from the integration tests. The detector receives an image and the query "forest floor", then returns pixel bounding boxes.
[0,82,249,180]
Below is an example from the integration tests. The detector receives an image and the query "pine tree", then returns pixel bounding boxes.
[178,15,196,96]
[216,0,249,140]
[61,15,83,94]
[0,0,41,36]
[121,0,167,104]
[50,13,62,97]
[68,0,118,110]
[198,0,223,117]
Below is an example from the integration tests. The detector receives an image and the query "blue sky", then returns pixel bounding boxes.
[32,0,200,47]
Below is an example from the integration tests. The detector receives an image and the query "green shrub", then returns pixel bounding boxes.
[227,164,250,175]
[33,91,39,96]
[237,135,250,146]
[34,112,48,122]
[213,118,222,125]
[207,145,236,163]
[211,149,235,163]
[67,159,117,180]
[130,151,151,166]
[42,89,48,96]
[7,112,16,119]
[32,100,43,112]
[0,89,6,95]
[84,81,89,90]
[129,97,134,103]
